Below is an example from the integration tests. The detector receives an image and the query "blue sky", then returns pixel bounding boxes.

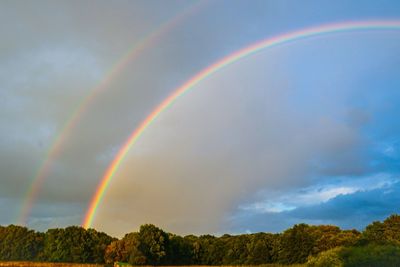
[1,0,400,237]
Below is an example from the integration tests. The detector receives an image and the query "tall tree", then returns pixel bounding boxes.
[43,226,114,263]
[279,223,315,264]
[136,224,169,265]
[0,225,44,261]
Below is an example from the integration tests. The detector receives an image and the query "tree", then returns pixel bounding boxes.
[341,244,400,267]
[381,214,400,244]
[105,232,145,265]
[311,226,360,255]
[166,234,193,265]
[0,225,44,261]
[306,247,344,267]
[362,214,400,245]
[136,224,169,265]
[246,233,276,264]
[3,214,400,265]
[196,234,221,265]
[362,221,385,244]
[222,234,248,264]
[43,226,114,263]
[184,235,202,264]
[279,223,315,264]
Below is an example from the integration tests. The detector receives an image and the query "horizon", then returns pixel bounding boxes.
[3,212,395,239]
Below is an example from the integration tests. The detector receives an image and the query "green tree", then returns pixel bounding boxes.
[195,234,224,265]
[184,235,202,264]
[362,221,386,244]
[362,214,400,245]
[136,224,169,265]
[43,226,114,263]
[222,234,248,264]
[246,233,276,264]
[382,214,400,244]
[306,247,343,267]
[166,234,193,265]
[279,223,315,264]
[341,244,400,267]
[311,226,360,255]
[0,225,44,261]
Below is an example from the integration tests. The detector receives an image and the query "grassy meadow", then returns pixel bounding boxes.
[0,262,104,267]
[0,264,304,267]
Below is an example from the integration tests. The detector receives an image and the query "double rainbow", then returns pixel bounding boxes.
[79,19,400,228]
[17,1,206,226]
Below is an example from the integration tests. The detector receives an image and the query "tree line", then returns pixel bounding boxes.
[0,225,114,263]
[1,214,400,266]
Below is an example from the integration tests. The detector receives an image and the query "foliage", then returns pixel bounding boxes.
[104,224,169,265]
[136,224,169,265]
[104,232,143,264]
[166,234,193,265]
[311,226,360,255]
[340,244,400,267]
[306,247,344,267]
[2,214,400,265]
[0,225,44,261]
[361,214,400,245]
[42,226,114,263]
[279,224,315,264]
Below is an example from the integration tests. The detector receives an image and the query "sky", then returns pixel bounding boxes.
[1,0,400,237]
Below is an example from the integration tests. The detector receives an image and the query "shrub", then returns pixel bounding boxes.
[340,244,400,267]
[306,247,343,267]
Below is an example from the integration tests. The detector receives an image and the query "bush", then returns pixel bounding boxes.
[340,244,400,267]
[306,247,343,267]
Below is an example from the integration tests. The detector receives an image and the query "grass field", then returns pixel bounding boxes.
[0,263,305,267]
[0,262,104,267]
[113,265,306,267]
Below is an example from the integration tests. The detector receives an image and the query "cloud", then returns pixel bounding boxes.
[229,175,400,233]
[290,181,400,228]
[93,39,396,235]
[240,173,397,213]
[0,0,215,228]
[1,1,400,238]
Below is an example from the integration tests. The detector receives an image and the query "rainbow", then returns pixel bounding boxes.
[82,20,400,229]
[16,1,207,226]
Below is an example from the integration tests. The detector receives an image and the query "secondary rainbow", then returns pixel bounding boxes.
[16,1,206,226]
[83,20,400,228]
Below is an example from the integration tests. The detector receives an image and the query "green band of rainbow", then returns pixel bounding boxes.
[16,1,206,226]
[82,20,400,229]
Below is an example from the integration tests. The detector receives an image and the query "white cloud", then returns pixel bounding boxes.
[240,202,296,213]
[241,173,398,214]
